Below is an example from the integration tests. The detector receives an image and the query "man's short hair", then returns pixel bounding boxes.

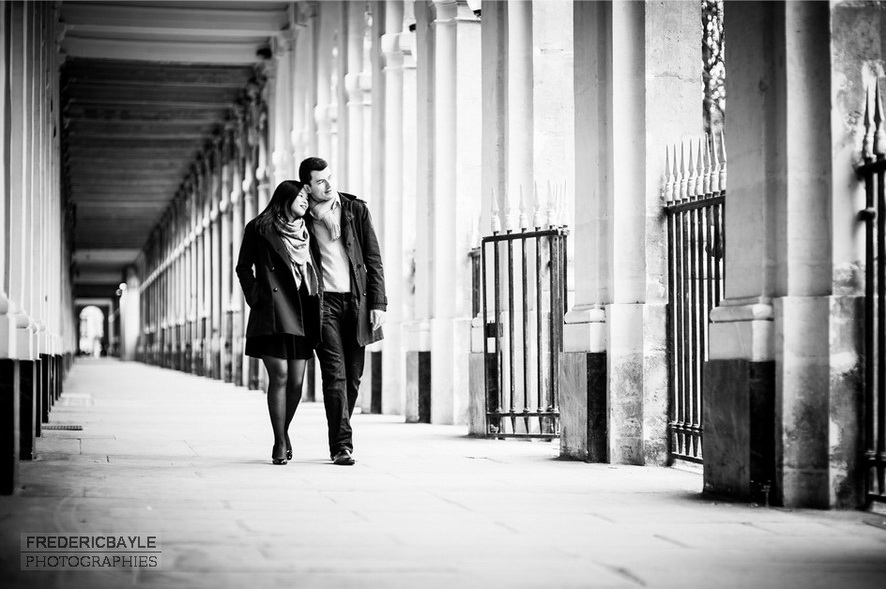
[298,157,328,185]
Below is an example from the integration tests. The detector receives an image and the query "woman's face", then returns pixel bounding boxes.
[290,187,309,218]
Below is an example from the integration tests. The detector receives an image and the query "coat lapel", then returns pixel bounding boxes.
[258,224,289,263]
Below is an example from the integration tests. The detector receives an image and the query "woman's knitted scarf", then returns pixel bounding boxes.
[274,215,318,295]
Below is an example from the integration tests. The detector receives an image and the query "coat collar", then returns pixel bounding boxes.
[257,221,291,261]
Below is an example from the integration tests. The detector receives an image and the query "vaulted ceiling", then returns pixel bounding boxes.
[59,1,290,299]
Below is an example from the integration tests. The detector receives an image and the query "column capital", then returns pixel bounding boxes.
[432,0,458,23]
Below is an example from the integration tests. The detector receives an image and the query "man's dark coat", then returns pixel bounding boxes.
[304,191,387,347]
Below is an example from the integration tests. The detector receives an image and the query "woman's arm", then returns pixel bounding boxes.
[235,222,261,307]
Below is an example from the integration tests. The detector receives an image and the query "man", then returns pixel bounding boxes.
[299,157,386,466]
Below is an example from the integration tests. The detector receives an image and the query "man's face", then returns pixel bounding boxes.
[306,168,335,202]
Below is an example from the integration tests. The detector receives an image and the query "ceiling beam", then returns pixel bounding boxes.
[61,37,270,65]
[59,4,288,38]
[62,60,254,87]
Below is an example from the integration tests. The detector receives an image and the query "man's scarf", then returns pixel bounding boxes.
[309,193,341,240]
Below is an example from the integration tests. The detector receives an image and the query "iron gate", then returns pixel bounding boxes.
[664,137,726,463]
[859,83,886,505]
[480,226,568,439]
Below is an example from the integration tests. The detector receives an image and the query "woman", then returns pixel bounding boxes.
[236,180,320,465]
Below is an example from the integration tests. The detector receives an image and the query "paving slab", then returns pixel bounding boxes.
[1,358,885,589]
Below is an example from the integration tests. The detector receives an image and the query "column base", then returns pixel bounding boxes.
[40,354,51,431]
[0,359,20,494]
[703,359,776,505]
[559,351,607,462]
[19,359,38,461]
[370,351,382,414]
[405,351,431,423]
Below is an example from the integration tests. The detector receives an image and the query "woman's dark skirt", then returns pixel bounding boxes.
[245,333,313,360]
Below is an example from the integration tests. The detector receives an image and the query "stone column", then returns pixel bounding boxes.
[293,2,318,160]
[559,0,609,459]
[195,169,207,376]
[220,133,233,383]
[272,31,294,186]
[344,1,366,193]
[829,0,876,509]
[121,266,141,362]
[243,117,260,389]
[708,1,845,509]
[399,3,421,421]
[210,145,223,380]
[428,0,481,425]
[230,127,245,387]
[380,0,405,415]
[0,0,19,493]
[315,2,342,163]
[186,180,198,373]
[406,0,434,424]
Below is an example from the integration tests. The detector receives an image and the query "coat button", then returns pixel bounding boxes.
[270,266,275,271]
[273,287,278,292]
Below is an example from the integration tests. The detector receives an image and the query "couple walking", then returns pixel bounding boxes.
[235,157,386,466]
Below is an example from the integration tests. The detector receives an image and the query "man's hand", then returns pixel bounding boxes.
[370,309,386,331]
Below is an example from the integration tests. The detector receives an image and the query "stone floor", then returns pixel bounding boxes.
[1,358,885,589]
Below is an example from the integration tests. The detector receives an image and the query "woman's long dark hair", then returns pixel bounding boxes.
[255,180,303,233]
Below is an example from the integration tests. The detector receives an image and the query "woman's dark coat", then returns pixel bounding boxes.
[235,218,320,346]
[304,191,387,347]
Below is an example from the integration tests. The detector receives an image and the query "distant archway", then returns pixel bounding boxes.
[79,306,106,357]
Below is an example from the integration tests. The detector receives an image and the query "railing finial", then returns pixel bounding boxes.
[875,80,886,157]
[503,184,513,232]
[702,135,712,196]
[664,144,675,203]
[718,128,727,190]
[533,181,544,229]
[679,140,689,200]
[546,181,557,228]
[688,139,699,198]
[490,186,501,234]
[863,83,875,160]
[518,184,528,230]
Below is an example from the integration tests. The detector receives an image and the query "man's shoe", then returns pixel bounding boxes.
[332,449,355,466]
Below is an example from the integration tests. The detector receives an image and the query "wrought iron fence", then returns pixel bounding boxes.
[663,134,727,463]
[480,185,568,439]
[859,82,886,505]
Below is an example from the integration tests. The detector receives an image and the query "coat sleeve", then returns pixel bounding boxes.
[236,222,261,307]
[357,203,387,311]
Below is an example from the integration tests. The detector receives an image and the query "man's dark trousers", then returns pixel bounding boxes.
[316,292,365,457]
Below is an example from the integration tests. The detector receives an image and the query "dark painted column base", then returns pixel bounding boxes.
[370,351,382,414]
[703,359,776,504]
[559,351,608,462]
[1,359,20,494]
[405,351,431,423]
[19,359,38,461]
[40,354,51,431]
[53,354,63,405]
